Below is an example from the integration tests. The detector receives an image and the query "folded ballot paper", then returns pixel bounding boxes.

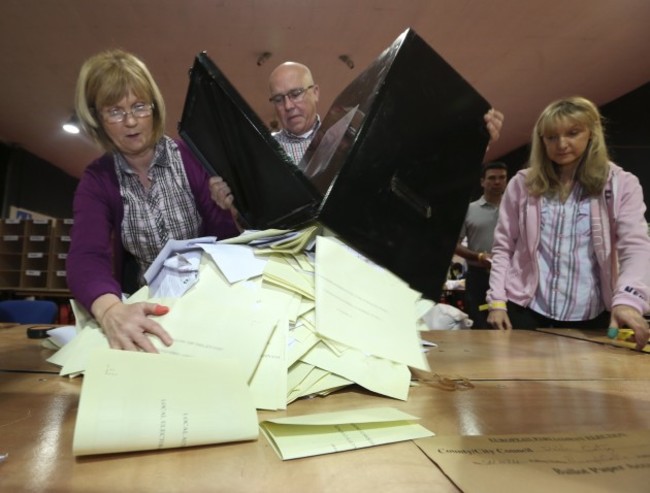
[260,407,434,460]
[73,348,258,456]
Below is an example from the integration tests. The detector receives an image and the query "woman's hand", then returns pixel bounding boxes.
[487,309,512,330]
[610,305,650,351]
[94,297,173,352]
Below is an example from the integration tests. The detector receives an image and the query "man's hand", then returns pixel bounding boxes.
[477,251,493,269]
[209,176,235,210]
[484,109,504,144]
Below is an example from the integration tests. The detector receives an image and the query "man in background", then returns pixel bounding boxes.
[455,162,508,328]
[210,61,321,210]
[210,62,505,215]
[267,61,321,164]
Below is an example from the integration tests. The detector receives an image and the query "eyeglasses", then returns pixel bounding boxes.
[268,85,314,105]
[102,103,155,124]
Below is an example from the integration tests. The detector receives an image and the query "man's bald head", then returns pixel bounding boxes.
[268,61,319,135]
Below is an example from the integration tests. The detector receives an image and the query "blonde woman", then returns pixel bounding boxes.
[67,49,239,352]
[487,96,650,349]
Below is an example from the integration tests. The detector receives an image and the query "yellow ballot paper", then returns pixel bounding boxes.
[248,316,289,410]
[415,431,650,493]
[260,407,434,460]
[314,236,429,371]
[73,349,258,456]
[302,340,411,400]
[263,255,315,300]
[217,228,291,244]
[47,325,107,376]
[50,259,284,380]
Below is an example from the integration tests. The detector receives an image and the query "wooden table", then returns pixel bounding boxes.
[0,324,60,373]
[2,330,650,492]
[537,327,650,353]
[422,329,649,380]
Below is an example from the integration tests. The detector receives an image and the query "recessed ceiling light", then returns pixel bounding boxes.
[62,114,80,134]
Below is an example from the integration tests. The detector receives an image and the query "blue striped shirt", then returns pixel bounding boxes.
[271,116,321,165]
[529,184,604,321]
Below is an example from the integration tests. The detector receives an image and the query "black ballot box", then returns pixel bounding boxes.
[178,53,321,229]
[178,28,491,301]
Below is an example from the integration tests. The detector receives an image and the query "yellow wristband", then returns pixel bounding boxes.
[477,252,485,262]
[488,301,507,311]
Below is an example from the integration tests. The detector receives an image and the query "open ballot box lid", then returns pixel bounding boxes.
[178,28,491,301]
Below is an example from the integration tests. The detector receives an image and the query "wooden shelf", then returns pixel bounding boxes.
[0,218,73,292]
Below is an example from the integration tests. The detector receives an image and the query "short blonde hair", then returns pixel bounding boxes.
[526,96,609,197]
[74,49,166,152]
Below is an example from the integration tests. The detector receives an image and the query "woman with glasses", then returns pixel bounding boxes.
[487,96,650,349]
[67,49,240,353]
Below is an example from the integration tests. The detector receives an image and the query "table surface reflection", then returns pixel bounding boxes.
[1,329,649,493]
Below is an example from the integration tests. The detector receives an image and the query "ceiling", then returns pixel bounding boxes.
[1,0,649,179]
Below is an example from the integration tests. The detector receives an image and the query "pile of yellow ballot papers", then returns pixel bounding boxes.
[52,228,432,402]
[50,227,431,409]
[51,228,433,454]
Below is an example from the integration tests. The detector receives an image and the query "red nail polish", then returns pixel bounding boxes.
[153,304,169,316]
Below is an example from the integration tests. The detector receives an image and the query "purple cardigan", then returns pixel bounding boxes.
[66,139,239,311]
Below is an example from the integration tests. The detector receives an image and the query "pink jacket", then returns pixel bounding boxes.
[487,162,650,315]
